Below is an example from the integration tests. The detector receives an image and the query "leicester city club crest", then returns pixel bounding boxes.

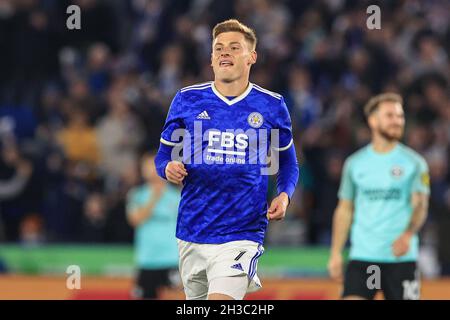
[247,112,264,128]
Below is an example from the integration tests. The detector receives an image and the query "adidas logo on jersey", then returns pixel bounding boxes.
[196,111,210,119]
[230,263,243,271]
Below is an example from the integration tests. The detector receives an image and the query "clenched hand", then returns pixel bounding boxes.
[165,161,188,185]
[267,192,289,221]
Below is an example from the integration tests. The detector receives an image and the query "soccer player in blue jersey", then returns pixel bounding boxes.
[328,93,430,300]
[154,19,299,300]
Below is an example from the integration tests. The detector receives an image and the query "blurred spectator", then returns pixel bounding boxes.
[0,140,34,241]
[0,105,37,142]
[406,124,430,155]
[103,163,138,243]
[309,151,344,245]
[411,34,448,77]
[66,78,104,122]
[57,104,100,169]
[68,0,120,53]
[0,142,33,199]
[37,85,64,132]
[87,43,112,95]
[19,213,45,246]
[127,152,180,299]
[285,65,323,129]
[96,86,144,181]
[79,192,107,243]
[41,149,78,242]
[157,44,184,98]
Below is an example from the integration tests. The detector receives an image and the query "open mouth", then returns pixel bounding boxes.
[219,60,234,67]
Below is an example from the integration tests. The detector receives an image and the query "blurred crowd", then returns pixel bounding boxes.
[0,0,449,274]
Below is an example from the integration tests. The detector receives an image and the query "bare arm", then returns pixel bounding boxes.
[406,192,429,235]
[127,188,163,227]
[328,199,354,281]
[392,192,429,257]
[330,199,354,256]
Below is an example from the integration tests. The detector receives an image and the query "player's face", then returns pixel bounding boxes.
[211,32,256,83]
[373,101,405,141]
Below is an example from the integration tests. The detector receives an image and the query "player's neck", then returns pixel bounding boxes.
[371,135,398,154]
[214,78,250,97]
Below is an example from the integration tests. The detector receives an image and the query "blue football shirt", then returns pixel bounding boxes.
[160,82,294,244]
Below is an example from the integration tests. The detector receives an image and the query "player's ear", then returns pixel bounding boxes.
[368,114,377,129]
[248,50,257,66]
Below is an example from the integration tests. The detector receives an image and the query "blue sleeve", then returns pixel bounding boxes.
[156,90,186,179]
[276,143,299,201]
[272,96,298,200]
[154,143,172,180]
[160,90,185,146]
[272,96,293,151]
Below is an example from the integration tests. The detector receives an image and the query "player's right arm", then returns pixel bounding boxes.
[328,158,355,281]
[328,199,354,281]
[154,90,188,185]
[164,160,188,185]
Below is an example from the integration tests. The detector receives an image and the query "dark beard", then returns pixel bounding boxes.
[378,127,402,142]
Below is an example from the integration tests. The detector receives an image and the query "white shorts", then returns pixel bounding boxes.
[177,239,264,300]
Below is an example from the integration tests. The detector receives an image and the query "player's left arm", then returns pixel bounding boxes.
[393,160,430,257]
[406,192,429,234]
[393,192,429,257]
[267,97,299,221]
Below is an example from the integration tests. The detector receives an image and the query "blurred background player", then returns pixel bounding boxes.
[155,19,299,300]
[127,152,180,300]
[328,93,430,300]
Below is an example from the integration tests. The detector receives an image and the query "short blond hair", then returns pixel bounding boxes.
[212,19,257,50]
[364,93,403,118]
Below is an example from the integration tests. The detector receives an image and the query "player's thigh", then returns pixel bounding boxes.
[382,262,420,300]
[207,240,264,292]
[208,275,249,300]
[182,271,209,300]
[177,239,209,300]
[342,260,379,300]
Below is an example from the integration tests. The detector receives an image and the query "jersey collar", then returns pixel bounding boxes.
[211,82,253,106]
